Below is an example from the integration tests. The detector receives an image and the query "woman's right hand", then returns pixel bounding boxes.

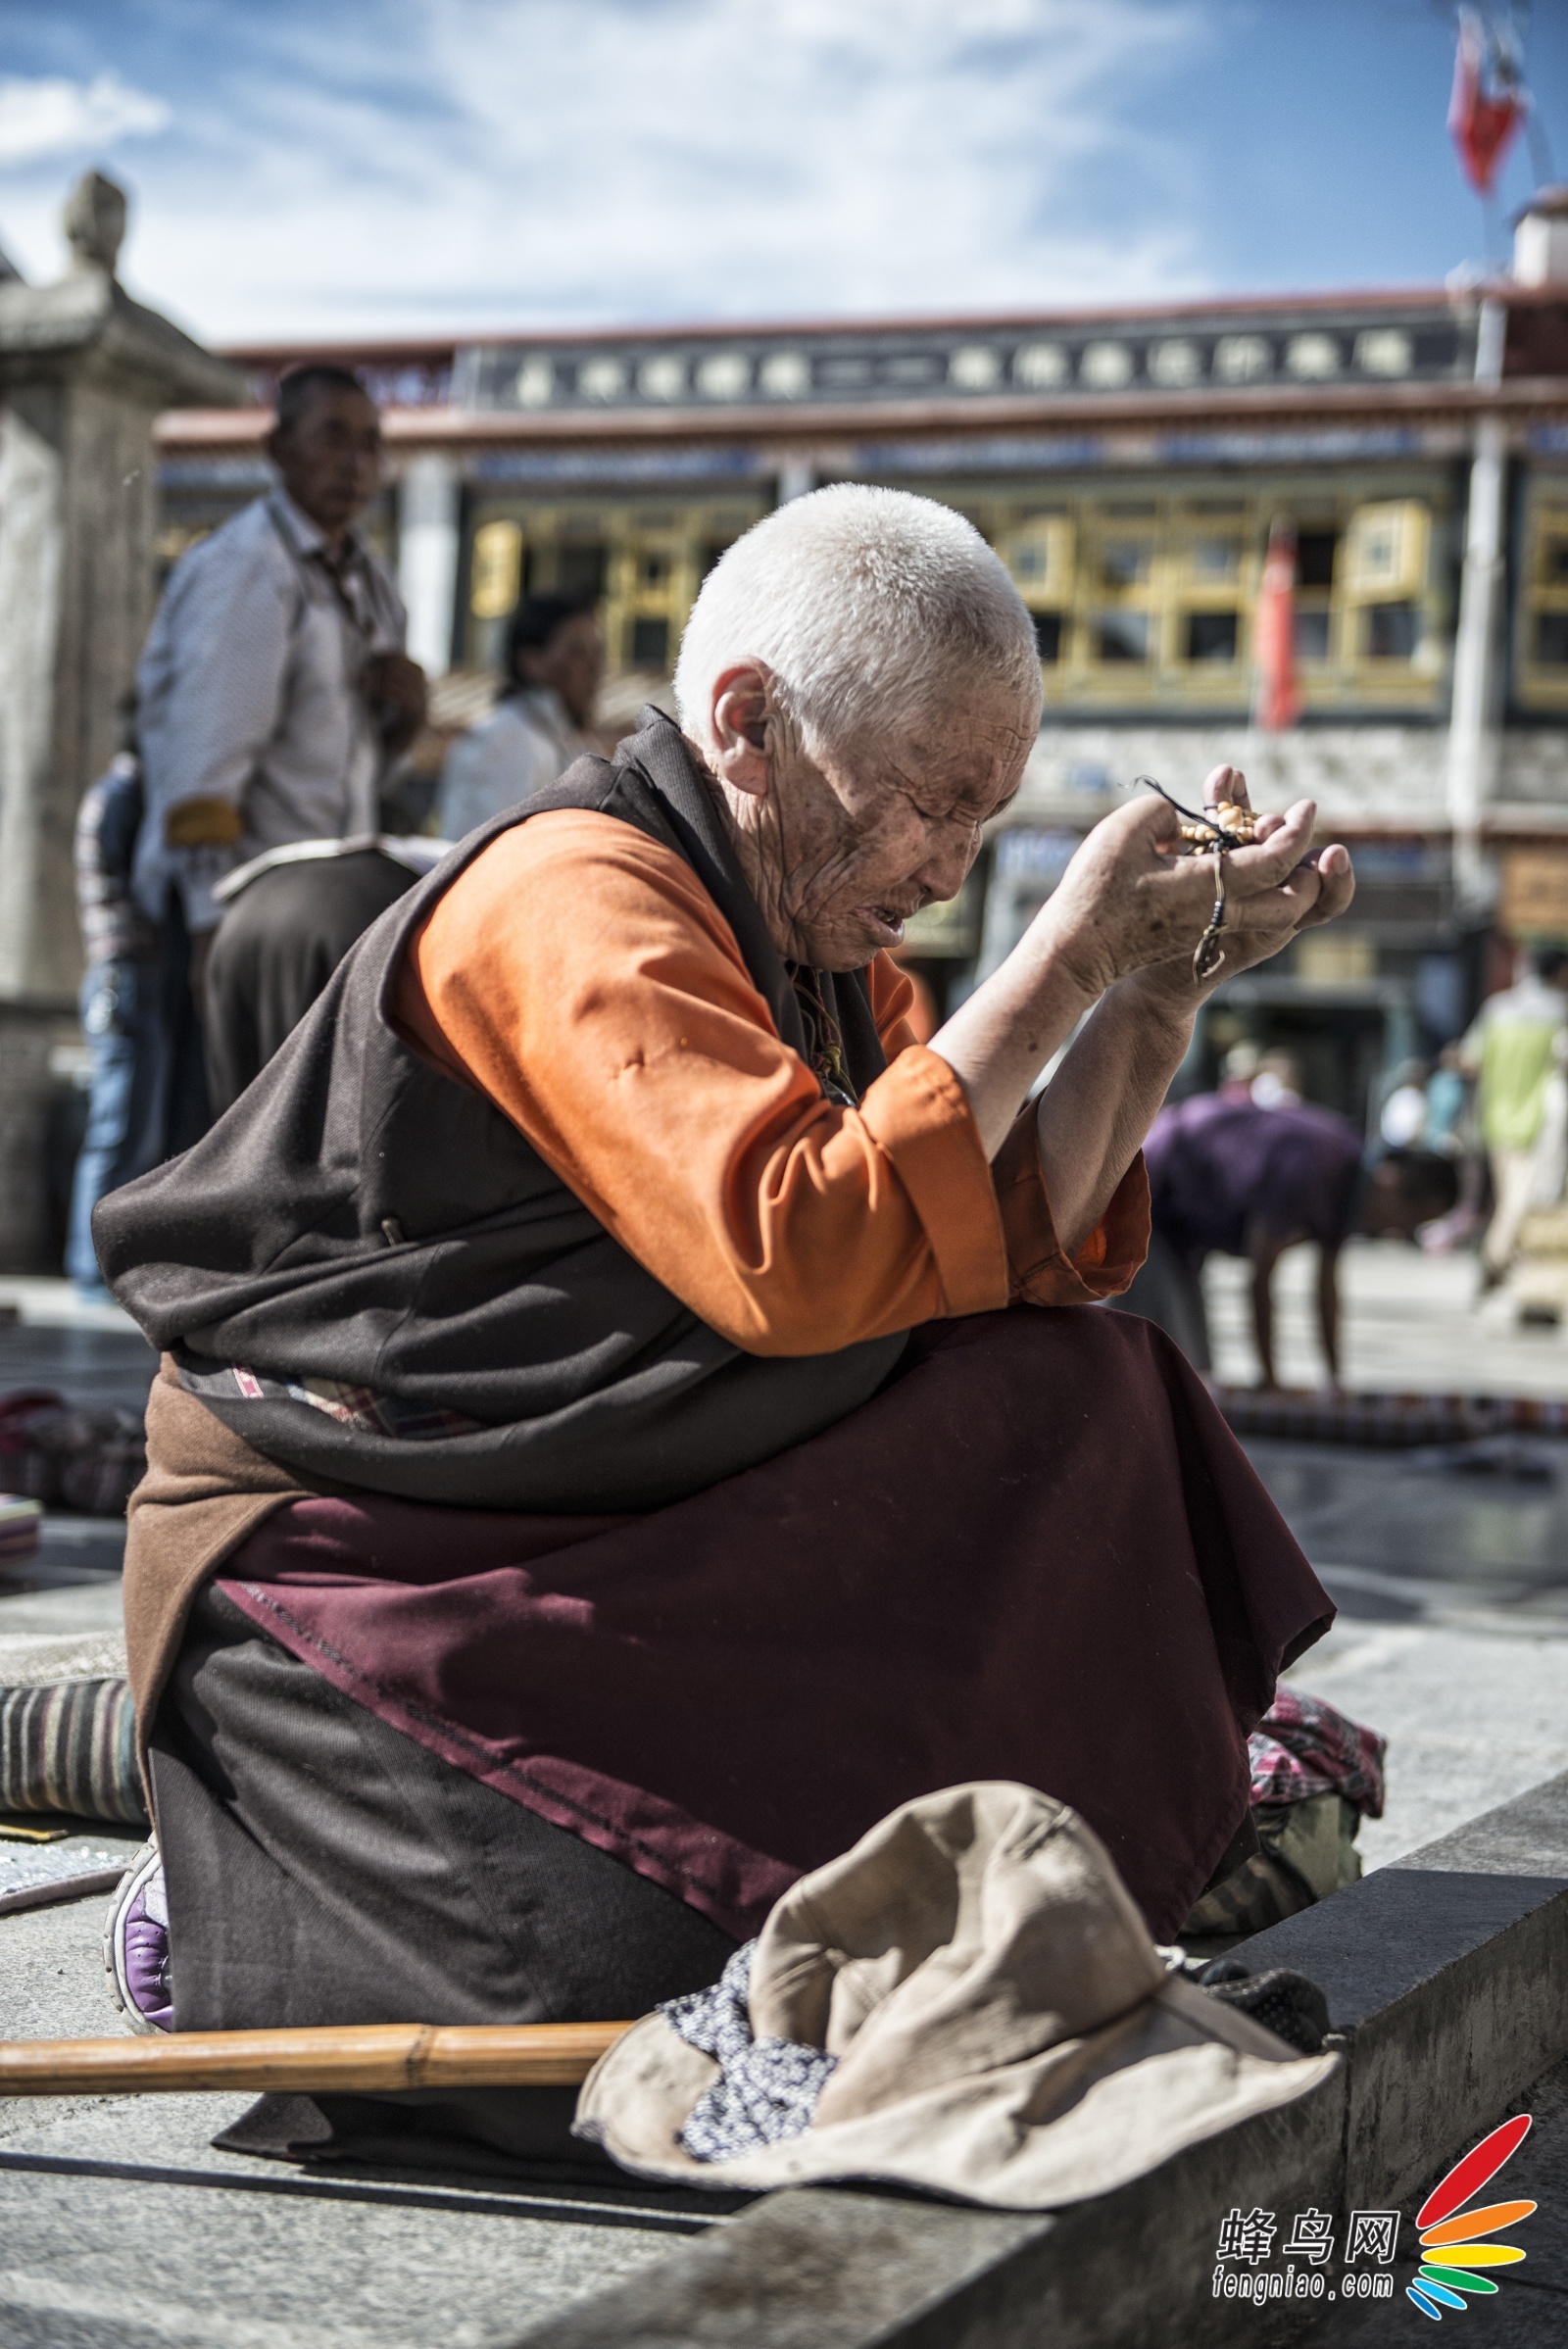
[1035,764,1349,1002]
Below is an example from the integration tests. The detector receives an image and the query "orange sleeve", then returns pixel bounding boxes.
[392,813,1010,1356]
[992,1114,1152,1303]
[393,813,1146,1348]
[871,951,1149,1302]
[868,954,923,1057]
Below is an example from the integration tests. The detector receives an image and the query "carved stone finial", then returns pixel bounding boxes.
[62,171,127,278]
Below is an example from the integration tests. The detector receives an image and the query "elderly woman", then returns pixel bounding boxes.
[99,487,1349,2060]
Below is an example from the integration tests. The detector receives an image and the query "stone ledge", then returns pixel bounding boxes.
[506,1771,1568,2349]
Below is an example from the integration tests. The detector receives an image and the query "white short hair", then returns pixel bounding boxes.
[672,483,1043,765]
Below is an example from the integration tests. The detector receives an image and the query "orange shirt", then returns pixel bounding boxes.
[392,810,1148,1357]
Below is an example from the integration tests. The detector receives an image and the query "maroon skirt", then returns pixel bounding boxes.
[215,1307,1331,1943]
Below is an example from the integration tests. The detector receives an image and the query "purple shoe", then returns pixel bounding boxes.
[104,1840,172,2032]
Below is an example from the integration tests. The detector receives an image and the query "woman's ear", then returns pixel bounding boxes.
[707,662,772,798]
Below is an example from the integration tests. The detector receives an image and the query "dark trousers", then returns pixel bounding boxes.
[67,909,210,1290]
[204,851,416,1113]
[150,1586,737,2034]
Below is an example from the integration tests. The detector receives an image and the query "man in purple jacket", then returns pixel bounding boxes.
[1144,1078,1361,1389]
[1137,1063,1449,1390]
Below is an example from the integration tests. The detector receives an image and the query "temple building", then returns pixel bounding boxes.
[140,188,1568,1114]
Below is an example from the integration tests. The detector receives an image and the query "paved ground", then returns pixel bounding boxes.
[1201,1241,1568,1867]
[0,1905,703,2349]
[1205,1235,1568,1396]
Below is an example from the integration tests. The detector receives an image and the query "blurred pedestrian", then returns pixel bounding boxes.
[1458,947,1568,1284]
[1124,1061,1447,1391]
[65,701,208,1295]
[131,364,425,1096]
[1379,1060,1431,1150]
[436,595,602,840]
[1415,1043,1484,1252]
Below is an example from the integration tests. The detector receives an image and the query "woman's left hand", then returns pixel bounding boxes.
[1120,764,1355,1012]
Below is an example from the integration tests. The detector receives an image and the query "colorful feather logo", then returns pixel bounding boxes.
[1405,2115,1536,2321]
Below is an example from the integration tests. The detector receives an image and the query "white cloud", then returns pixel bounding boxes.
[4,3,1216,337]
[0,73,171,169]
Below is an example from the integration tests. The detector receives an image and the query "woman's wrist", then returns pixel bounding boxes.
[1111,966,1201,1047]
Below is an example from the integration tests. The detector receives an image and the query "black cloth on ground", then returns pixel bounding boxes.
[203,849,417,1112]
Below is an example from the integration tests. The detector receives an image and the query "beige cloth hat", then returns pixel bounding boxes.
[575,1782,1338,2209]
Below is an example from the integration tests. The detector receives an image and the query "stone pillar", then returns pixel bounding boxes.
[0,171,242,1267]
[397,452,461,677]
[1446,297,1507,914]
[776,456,816,505]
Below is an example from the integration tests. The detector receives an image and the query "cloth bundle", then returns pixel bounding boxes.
[1182,1689,1387,1942]
[1248,1687,1387,1818]
[0,1392,146,1519]
[575,1782,1337,2209]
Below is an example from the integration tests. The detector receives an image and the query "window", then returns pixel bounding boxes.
[1363,601,1420,661]
[1517,501,1568,708]
[1000,516,1073,602]
[629,616,670,669]
[976,478,1448,711]
[1095,611,1150,661]
[695,352,750,400]
[1102,539,1152,588]
[1191,538,1241,580]
[638,550,670,587]
[469,520,522,618]
[1537,612,1568,666]
[1345,503,1429,599]
[1295,609,1332,662]
[1185,611,1239,662]
[1296,530,1338,588]
[1013,342,1068,388]
[557,543,607,603]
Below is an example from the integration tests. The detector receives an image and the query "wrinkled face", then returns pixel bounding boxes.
[269,388,382,536]
[716,676,1034,970]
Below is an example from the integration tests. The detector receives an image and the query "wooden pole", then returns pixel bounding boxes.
[0,2020,631,2097]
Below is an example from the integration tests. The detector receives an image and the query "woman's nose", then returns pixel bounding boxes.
[916,831,979,901]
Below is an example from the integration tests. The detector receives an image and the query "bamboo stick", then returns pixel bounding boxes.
[0,2020,631,2098]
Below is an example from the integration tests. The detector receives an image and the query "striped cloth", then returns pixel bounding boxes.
[1213,1386,1568,1448]
[0,1678,148,1826]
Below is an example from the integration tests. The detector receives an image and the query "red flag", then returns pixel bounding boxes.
[1252,519,1299,732]
[1448,11,1524,195]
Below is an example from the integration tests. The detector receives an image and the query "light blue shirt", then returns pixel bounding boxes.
[134,491,406,930]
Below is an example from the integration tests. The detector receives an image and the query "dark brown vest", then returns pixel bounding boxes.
[96,711,907,1512]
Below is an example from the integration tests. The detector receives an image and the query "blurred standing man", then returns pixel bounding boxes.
[1460,948,1568,1284]
[132,366,426,1050]
[1133,1070,1365,1391]
[436,594,601,840]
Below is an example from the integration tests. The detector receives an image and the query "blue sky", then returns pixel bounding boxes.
[0,1,1562,344]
